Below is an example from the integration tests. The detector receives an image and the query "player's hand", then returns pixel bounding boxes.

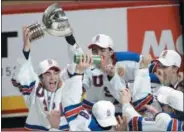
[75,54,93,74]
[114,115,127,131]
[144,105,159,115]
[46,110,60,129]
[117,66,125,77]
[103,64,115,77]
[140,54,152,69]
[23,26,31,52]
[119,88,131,104]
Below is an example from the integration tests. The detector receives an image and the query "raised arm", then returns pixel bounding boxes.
[11,26,39,107]
[62,54,93,108]
[65,34,84,63]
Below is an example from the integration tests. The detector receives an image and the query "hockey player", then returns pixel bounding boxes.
[118,88,161,131]
[11,26,70,131]
[155,86,184,120]
[151,50,182,89]
[147,86,184,131]
[98,49,157,116]
[154,113,184,131]
[82,34,145,114]
[64,33,157,116]
[116,86,184,131]
[118,79,184,131]
[61,55,118,131]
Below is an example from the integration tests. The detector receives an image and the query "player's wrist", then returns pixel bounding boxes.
[75,69,85,74]
[73,72,84,76]
[75,64,87,74]
[122,103,131,108]
[67,69,84,78]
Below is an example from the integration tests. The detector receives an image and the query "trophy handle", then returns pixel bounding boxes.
[28,23,47,42]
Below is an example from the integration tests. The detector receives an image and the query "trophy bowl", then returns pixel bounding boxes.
[43,3,72,36]
[27,3,72,42]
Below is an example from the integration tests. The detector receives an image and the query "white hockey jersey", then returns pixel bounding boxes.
[122,103,161,131]
[154,112,184,131]
[62,74,115,131]
[83,51,142,113]
[83,67,123,113]
[61,75,92,131]
[130,68,156,114]
[107,66,162,117]
[11,58,69,131]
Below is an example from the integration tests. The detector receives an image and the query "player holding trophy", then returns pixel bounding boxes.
[11,3,83,131]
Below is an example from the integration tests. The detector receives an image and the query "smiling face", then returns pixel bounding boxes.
[40,67,60,92]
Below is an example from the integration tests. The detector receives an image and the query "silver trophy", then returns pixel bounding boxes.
[27,3,72,42]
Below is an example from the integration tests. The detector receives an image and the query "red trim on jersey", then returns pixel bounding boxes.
[132,117,139,131]
[82,104,92,111]
[65,106,84,118]
[172,119,178,131]
[135,94,153,111]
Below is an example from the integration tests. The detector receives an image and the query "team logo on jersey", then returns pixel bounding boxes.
[107,109,111,117]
